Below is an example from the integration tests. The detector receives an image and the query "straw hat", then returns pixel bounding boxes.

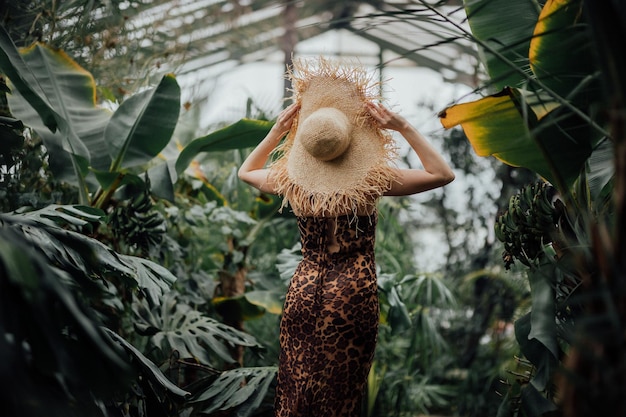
[269,57,398,218]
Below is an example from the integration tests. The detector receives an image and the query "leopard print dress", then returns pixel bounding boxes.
[275,214,379,417]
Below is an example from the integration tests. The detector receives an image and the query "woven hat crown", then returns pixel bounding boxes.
[298,107,351,161]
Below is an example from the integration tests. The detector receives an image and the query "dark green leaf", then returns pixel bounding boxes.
[147,161,176,202]
[586,138,614,201]
[514,312,558,391]
[17,204,105,230]
[0,26,57,131]
[6,44,112,189]
[464,0,542,89]
[103,327,190,399]
[0,226,132,409]
[106,74,180,170]
[529,0,597,100]
[527,259,558,359]
[175,118,274,174]
[520,384,558,417]
[189,367,277,417]
[120,255,177,304]
[139,296,262,366]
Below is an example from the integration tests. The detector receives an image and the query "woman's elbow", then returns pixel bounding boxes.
[441,170,455,186]
[238,166,250,183]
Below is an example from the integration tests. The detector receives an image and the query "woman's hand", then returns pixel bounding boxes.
[366,102,409,132]
[272,102,300,137]
[366,101,455,196]
[238,102,299,194]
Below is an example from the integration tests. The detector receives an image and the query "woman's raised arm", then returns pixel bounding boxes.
[238,103,299,193]
[367,102,455,196]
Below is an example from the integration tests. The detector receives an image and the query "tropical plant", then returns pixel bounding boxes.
[0,25,287,417]
[438,0,626,415]
[0,206,183,416]
[1,25,180,207]
[1,3,550,417]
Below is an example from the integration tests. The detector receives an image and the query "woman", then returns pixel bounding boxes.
[238,57,454,417]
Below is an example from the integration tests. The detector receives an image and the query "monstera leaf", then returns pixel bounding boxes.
[188,366,277,417]
[1,206,177,302]
[134,295,262,366]
[104,328,189,399]
[0,222,133,415]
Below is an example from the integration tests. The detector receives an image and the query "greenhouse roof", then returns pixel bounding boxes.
[128,0,478,86]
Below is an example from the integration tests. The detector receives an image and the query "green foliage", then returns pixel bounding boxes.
[1,201,280,417]
[439,0,626,415]
[442,0,607,195]
[1,38,180,206]
[187,367,277,417]
[0,23,287,416]
[0,208,169,416]
[175,118,274,175]
[0,0,173,100]
[134,294,263,367]
[0,4,541,417]
[464,0,543,90]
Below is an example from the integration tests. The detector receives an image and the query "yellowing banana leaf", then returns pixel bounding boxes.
[0,25,57,132]
[6,43,111,197]
[529,0,597,100]
[244,290,284,315]
[439,88,537,157]
[213,294,267,322]
[439,87,592,190]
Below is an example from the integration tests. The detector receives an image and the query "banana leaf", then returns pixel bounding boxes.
[6,43,111,195]
[105,74,180,171]
[527,258,559,362]
[175,118,274,174]
[0,25,57,132]
[439,87,593,191]
[529,0,597,100]
[514,313,559,393]
[147,161,176,202]
[464,0,543,89]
